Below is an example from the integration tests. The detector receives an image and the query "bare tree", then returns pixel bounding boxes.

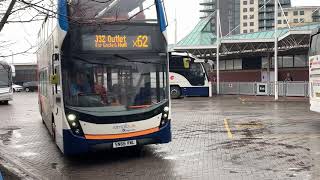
[0,0,50,59]
[0,0,16,32]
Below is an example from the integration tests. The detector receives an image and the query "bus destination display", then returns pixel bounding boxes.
[82,34,152,51]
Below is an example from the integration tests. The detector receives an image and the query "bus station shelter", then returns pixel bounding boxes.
[173,16,320,97]
[174,16,320,60]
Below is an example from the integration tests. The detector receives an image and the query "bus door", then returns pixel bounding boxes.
[51,52,63,147]
[185,61,209,96]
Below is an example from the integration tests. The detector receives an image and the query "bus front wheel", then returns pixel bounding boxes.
[52,118,56,142]
[170,86,181,99]
[1,101,9,105]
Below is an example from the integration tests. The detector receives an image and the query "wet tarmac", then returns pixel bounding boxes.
[0,93,320,180]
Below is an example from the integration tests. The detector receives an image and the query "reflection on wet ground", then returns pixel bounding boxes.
[0,127,20,145]
[0,93,320,179]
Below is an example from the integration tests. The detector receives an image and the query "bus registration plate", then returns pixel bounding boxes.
[113,140,137,148]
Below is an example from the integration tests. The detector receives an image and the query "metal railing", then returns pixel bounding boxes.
[212,81,309,97]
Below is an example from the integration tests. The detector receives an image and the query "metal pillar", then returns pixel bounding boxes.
[174,10,178,44]
[267,53,271,96]
[216,0,220,95]
[274,0,279,100]
[267,53,271,83]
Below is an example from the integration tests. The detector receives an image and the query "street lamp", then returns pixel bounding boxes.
[9,50,14,65]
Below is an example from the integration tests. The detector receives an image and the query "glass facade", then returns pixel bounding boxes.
[258,0,291,31]
[261,55,308,69]
[312,9,320,22]
[200,0,241,35]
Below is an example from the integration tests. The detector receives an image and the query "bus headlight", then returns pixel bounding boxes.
[67,114,77,121]
[163,113,168,118]
[160,107,170,127]
[66,113,84,136]
[75,129,81,134]
[71,122,77,127]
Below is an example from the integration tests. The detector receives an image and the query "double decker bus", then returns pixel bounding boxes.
[169,52,211,99]
[0,61,14,105]
[37,0,171,155]
[309,28,320,113]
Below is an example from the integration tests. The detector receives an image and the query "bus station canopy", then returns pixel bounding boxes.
[174,16,320,60]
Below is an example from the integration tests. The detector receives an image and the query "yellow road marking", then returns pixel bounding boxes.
[224,119,234,139]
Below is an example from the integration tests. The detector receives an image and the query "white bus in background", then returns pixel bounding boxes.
[0,61,15,105]
[309,28,320,113]
[169,52,212,99]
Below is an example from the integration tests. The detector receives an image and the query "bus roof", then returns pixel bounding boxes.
[311,28,320,36]
[170,51,198,59]
[170,52,214,65]
[0,61,11,69]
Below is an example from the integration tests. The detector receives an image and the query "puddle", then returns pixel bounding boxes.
[0,127,21,145]
[20,152,38,157]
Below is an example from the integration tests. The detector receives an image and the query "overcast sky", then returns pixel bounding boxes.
[0,0,318,63]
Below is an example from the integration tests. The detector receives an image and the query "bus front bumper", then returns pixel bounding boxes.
[63,121,171,155]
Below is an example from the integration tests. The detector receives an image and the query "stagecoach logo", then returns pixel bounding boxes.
[113,124,137,133]
[310,56,320,69]
[170,76,174,80]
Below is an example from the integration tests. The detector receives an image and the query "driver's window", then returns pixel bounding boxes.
[190,63,202,77]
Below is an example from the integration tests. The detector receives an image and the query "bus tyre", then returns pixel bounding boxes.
[170,86,181,99]
[52,120,56,142]
[25,88,30,92]
[41,111,45,124]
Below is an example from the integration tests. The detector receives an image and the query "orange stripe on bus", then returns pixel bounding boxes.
[128,105,151,109]
[85,127,160,140]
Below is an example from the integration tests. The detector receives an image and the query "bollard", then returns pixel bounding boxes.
[209,81,212,97]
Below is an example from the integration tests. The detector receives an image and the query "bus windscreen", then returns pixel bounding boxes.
[0,69,9,88]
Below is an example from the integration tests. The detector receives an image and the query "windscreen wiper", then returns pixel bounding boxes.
[113,54,161,64]
[68,54,163,65]
[78,92,100,96]
[95,0,119,18]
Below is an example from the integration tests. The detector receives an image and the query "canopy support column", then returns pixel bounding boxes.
[274,0,279,100]
[216,0,220,95]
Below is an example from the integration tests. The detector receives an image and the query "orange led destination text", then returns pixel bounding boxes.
[95,35,128,48]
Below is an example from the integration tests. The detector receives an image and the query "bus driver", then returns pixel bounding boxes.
[70,73,91,96]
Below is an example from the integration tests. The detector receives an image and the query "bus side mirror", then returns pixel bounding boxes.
[10,65,16,77]
[50,74,59,85]
[52,53,59,61]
